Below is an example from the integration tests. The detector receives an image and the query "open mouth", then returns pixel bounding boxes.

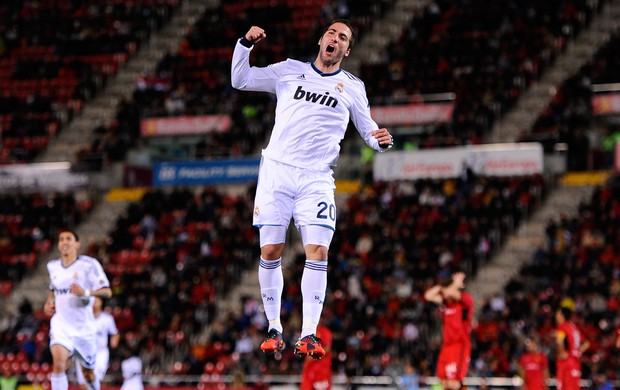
[326,45,335,53]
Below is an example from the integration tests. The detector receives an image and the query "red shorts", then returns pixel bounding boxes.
[301,359,332,390]
[437,342,470,381]
[556,358,581,390]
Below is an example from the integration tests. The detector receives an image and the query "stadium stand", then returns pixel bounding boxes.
[521,28,620,171]
[1,0,619,388]
[470,173,620,381]
[185,174,547,377]
[359,0,606,149]
[73,0,609,178]
[0,0,181,164]
[0,192,94,295]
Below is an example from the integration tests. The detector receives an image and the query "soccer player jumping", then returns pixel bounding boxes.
[231,19,393,359]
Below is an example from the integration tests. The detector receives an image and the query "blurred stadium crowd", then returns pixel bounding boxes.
[0,0,619,388]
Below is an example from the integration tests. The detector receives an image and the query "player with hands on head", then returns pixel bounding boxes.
[554,306,590,390]
[231,19,393,360]
[44,230,112,390]
[424,271,474,390]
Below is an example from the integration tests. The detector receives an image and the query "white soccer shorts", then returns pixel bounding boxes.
[76,349,110,383]
[253,157,337,232]
[50,327,97,369]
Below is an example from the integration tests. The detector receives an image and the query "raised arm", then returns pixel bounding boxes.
[424,284,444,305]
[442,272,465,301]
[244,26,266,45]
[231,26,281,93]
[424,272,466,305]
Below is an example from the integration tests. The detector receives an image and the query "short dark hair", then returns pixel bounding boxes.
[323,19,357,50]
[59,229,79,242]
[558,306,572,320]
[439,276,453,288]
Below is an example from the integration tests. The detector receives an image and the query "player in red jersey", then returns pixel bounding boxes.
[424,272,473,390]
[554,306,590,390]
[300,324,333,390]
[518,337,549,390]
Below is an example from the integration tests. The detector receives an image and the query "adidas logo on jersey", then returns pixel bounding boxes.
[293,86,338,108]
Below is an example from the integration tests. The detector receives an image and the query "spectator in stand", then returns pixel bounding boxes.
[44,230,112,390]
[424,271,473,390]
[602,126,620,168]
[0,364,18,390]
[554,306,590,390]
[518,337,549,390]
[398,359,420,390]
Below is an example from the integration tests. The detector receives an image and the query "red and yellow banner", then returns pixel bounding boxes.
[140,115,231,136]
[592,93,620,115]
[371,102,454,125]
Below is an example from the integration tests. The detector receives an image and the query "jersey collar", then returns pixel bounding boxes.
[311,62,341,77]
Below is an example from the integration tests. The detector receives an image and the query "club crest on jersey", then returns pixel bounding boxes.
[293,86,338,108]
[335,82,344,93]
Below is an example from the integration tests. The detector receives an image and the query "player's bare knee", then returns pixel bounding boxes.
[52,364,65,373]
[304,244,328,260]
[299,226,333,257]
[261,243,285,260]
[259,226,287,259]
[52,360,66,373]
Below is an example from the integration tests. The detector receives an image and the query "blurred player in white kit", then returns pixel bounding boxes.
[121,348,144,390]
[75,296,120,389]
[44,230,112,390]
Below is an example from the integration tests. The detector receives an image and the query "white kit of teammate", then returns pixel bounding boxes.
[75,297,120,388]
[47,255,110,343]
[45,230,112,390]
[120,354,144,390]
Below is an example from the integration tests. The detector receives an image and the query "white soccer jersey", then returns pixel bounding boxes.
[76,311,117,383]
[121,356,144,390]
[95,311,118,351]
[232,39,387,171]
[47,255,110,337]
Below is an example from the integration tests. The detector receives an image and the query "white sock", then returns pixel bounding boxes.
[258,257,283,333]
[51,373,69,390]
[301,259,327,338]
